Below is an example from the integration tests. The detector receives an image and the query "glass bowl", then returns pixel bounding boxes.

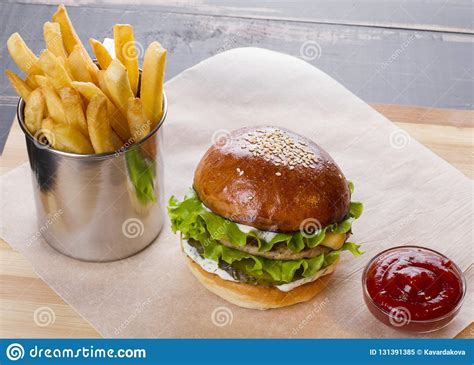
[361,245,466,333]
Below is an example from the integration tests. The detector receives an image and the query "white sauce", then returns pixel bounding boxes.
[234,222,254,234]
[182,240,335,292]
[201,203,278,241]
[235,222,278,241]
[182,240,236,282]
[102,38,116,58]
[275,263,336,292]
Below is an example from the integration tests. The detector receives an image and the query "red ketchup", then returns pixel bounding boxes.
[363,246,465,332]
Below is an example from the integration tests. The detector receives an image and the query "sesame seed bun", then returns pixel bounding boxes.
[193,126,351,232]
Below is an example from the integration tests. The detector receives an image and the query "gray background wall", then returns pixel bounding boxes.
[1,0,472,151]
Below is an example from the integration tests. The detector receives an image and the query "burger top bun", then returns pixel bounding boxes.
[193,126,350,232]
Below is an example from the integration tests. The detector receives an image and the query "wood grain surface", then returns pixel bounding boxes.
[0,103,472,338]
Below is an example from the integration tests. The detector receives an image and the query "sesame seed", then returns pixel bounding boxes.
[275,172,282,176]
[241,128,318,170]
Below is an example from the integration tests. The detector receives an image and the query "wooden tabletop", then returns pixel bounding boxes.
[0,103,472,338]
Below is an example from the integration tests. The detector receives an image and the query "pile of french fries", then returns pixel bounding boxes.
[6,4,167,154]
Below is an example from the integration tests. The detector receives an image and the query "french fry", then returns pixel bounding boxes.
[6,3,169,156]
[93,75,126,147]
[24,88,45,134]
[23,60,45,89]
[103,59,134,117]
[40,117,56,146]
[51,5,77,53]
[97,70,114,102]
[97,70,126,145]
[25,66,44,89]
[140,42,166,127]
[59,87,88,136]
[7,33,38,75]
[113,24,139,95]
[5,70,32,101]
[71,81,107,103]
[68,45,93,82]
[43,22,68,60]
[110,131,124,150]
[60,58,74,79]
[127,98,151,142]
[35,75,54,89]
[89,38,112,70]
[36,75,66,124]
[86,94,115,153]
[71,81,131,141]
[38,50,72,90]
[25,72,39,89]
[55,124,94,154]
[42,117,94,154]
[52,5,98,82]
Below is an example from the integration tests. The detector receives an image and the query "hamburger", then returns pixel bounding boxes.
[168,126,363,310]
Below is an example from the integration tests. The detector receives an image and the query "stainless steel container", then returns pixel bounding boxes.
[17,93,167,262]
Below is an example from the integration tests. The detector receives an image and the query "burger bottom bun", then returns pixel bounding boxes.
[185,256,337,310]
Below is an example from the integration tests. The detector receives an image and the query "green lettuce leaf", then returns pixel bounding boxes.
[188,236,362,284]
[168,185,363,253]
[126,149,156,204]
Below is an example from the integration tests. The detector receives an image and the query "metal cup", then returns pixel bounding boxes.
[17,92,167,262]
